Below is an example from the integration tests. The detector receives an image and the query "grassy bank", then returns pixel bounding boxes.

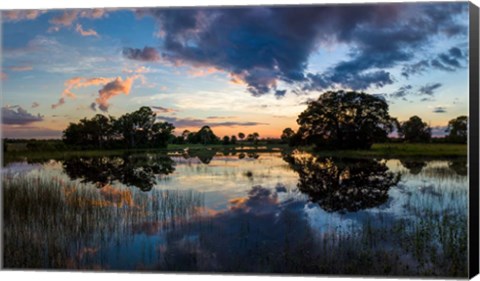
[2,143,467,165]
[305,143,467,158]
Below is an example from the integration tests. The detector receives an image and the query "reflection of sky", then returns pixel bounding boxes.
[2,153,468,270]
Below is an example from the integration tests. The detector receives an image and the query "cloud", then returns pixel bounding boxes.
[48,9,107,32]
[2,10,45,22]
[61,76,111,100]
[131,3,467,95]
[419,83,442,96]
[2,105,44,125]
[96,75,140,112]
[90,102,97,112]
[31,102,40,108]
[9,65,33,72]
[401,46,467,78]
[75,24,99,37]
[157,116,268,128]
[432,106,447,113]
[122,47,161,62]
[390,85,413,99]
[431,126,449,138]
[51,98,66,109]
[1,125,62,139]
[150,106,177,113]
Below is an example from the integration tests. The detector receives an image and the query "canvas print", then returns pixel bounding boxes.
[1,1,478,278]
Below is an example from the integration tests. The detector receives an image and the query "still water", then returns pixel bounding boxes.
[2,150,468,276]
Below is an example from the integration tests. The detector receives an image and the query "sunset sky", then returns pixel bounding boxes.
[1,2,470,139]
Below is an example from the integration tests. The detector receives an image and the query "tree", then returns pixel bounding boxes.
[196,126,219,145]
[281,128,295,144]
[222,135,230,145]
[252,132,259,145]
[297,90,395,149]
[63,107,175,149]
[398,115,431,143]
[445,116,468,143]
[238,132,245,141]
[230,135,237,145]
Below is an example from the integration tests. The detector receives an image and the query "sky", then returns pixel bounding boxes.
[0,2,471,139]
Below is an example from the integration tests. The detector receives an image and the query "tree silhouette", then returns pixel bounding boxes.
[238,132,245,141]
[283,152,400,212]
[398,115,431,143]
[296,91,395,150]
[445,116,468,144]
[281,128,295,145]
[222,136,230,145]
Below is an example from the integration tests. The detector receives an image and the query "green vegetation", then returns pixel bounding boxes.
[303,143,467,158]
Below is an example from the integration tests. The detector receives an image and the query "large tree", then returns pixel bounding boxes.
[398,115,431,143]
[445,115,468,144]
[296,90,395,149]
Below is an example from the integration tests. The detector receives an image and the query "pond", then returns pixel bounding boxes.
[2,150,468,277]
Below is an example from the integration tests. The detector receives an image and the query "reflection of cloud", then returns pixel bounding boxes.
[158,185,314,272]
[1,105,43,125]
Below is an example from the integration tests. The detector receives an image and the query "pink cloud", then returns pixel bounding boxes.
[75,24,99,37]
[9,65,33,72]
[0,72,7,81]
[96,75,140,112]
[61,76,111,99]
[49,10,79,27]
[2,10,45,22]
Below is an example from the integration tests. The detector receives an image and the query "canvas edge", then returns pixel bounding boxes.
[469,1,480,279]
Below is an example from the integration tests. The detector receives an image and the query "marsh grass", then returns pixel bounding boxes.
[3,172,204,269]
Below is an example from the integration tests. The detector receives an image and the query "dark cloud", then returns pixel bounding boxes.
[90,102,97,112]
[401,60,430,78]
[389,85,412,99]
[129,3,467,95]
[157,116,268,128]
[419,83,442,96]
[122,47,160,62]
[150,106,177,113]
[274,89,287,99]
[432,106,447,113]
[401,46,467,77]
[31,102,40,108]
[2,106,44,125]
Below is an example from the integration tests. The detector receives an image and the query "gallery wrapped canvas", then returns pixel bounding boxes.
[1,0,479,279]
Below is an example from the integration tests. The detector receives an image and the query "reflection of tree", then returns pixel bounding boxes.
[448,159,467,176]
[400,160,427,175]
[283,152,400,212]
[63,154,175,191]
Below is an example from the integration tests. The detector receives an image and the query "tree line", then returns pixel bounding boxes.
[63,106,263,149]
[280,90,468,149]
